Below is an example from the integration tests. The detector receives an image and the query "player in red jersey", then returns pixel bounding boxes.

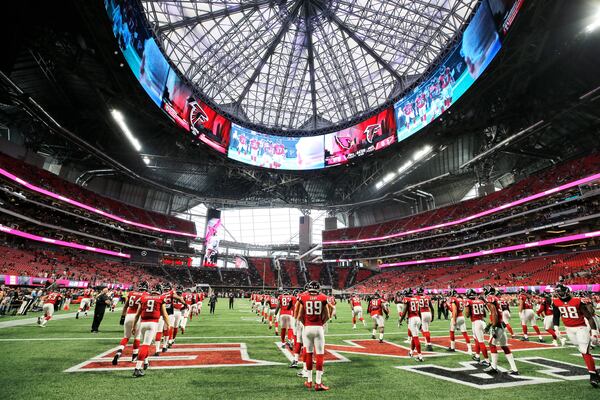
[291,288,308,373]
[416,288,435,351]
[195,289,205,317]
[297,281,331,391]
[447,290,472,354]
[180,290,196,333]
[113,282,148,364]
[276,290,296,349]
[349,293,365,329]
[38,290,63,327]
[367,291,389,343]
[399,288,424,361]
[76,287,94,319]
[168,286,186,347]
[536,292,563,347]
[518,289,543,342]
[553,284,599,387]
[327,294,337,321]
[464,289,490,366]
[498,292,514,337]
[131,284,171,377]
[483,286,519,375]
[154,283,186,355]
[267,292,280,334]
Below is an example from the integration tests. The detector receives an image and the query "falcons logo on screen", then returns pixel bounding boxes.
[335,135,354,150]
[187,96,209,135]
[364,124,381,144]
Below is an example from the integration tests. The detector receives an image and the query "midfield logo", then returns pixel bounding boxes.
[65,343,282,372]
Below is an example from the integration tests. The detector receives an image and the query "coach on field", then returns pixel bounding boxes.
[91,287,111,333]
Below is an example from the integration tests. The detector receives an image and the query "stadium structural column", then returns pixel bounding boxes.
[299,215,313,255]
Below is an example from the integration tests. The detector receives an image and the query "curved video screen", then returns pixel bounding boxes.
[105,0,522,170]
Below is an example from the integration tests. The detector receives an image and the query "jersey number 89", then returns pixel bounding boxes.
[305,301,322,315]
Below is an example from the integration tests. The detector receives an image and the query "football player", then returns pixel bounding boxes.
[327,293,337,321]
[113,282,148,364]
[291,286,308,376]
[483,286,519,375]
[276,290,296,349]
[518,289,543,342]
[464,289,490,366]
[399,288,424,361]
[75,287,94,319]
[498,291,514,337]
[180,289,195,333]
[267,292,280,334]
[38,290,63,328]
[297,281,331,391]
[131,284,172,377]
[536,292,563,346]
[168,286,186,347]
[349,292,365,329]
[447,290,472,354]
[552,284,599,387]
[367,291,389,343]
[416,288,435,351]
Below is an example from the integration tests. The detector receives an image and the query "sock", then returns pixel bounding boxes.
[315,354,324,384]
[490,347,498,369]
[372,329,376,336]
[480,343,488,359]
[280,328,286,343]
[135,360,143,369]
[547,328,557,340]
[305,353,313,382]
[412,336,421,354]
[138,344,149,362]
[554,326,562,338]
[133,339,140,355]
[462,332,470,344]
[532,325,541,337]
[582,353,597,373]
[504,349,517,371]
[172,328,178,341]
[408,329,412,338]
[288,329,294,341]
[155,332,162,353]
[522,325,528,336]
[474,339,480,355]
[505,324,514,335]
[379,332,384,340]
[423,331,431,344]
[450,331,455,349]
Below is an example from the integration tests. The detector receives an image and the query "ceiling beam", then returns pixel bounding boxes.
[304,2,318,127]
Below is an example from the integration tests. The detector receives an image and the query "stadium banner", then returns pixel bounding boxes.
[228,124,325,170]
[324,108,397,166]
[394,0,518,143]
[203,209,223,267]
[426,283,600,295]
[1,275,89,288]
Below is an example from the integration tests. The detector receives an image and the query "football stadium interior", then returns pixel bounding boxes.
[1,0,600,398]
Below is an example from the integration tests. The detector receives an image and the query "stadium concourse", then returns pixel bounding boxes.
[1,0,600,398]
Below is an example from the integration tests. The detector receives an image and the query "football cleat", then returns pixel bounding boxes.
[143,360,149,370]
[132,369,144,378]
[37,317,41,325]
[507,370,520,376]
[520,337,529,341]
[289,360,298,369]
[560,337,567,346]
[371,334,376,339]
[404,338,411,344]
[416,355,424,362]
[379,339,384,344]
[75,313,79,319]
[112,352,121,366]
[590,372,599,388]
[552,340,558,347]
[446,347,456,352]
[304,381,313,390]
[480,360,491,367]
[131,354,138,362]
[471,354,480,362]
[161,347,168,353]
[408,350,413,358]
[483,366,499,374]
[426,345,433,352]
[314,383,330,391]
[153,352,160,357]
[538,337,544,343]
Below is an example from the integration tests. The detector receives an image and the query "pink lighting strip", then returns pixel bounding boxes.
[0,167,197,238]
[324,173,600,245]
[380,230,600,267]
[0,225,131,259]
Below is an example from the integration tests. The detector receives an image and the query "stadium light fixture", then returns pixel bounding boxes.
[585,7,600,32]
[398,160,413,174]
[412,145,433,162]
[111,109,142,152]
[142,156,151,165]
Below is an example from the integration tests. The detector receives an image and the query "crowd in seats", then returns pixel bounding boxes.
[351,249,600,293]
[335,268,349,289]
[0,153,195,235]
[323,153,600,243]
[280,260,300,287]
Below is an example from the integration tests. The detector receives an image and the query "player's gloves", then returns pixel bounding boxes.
[119,315,125,325]
[490,326,498,339]
[483,323,491,334]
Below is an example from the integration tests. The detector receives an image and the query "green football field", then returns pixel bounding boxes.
[0,301,598,400]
